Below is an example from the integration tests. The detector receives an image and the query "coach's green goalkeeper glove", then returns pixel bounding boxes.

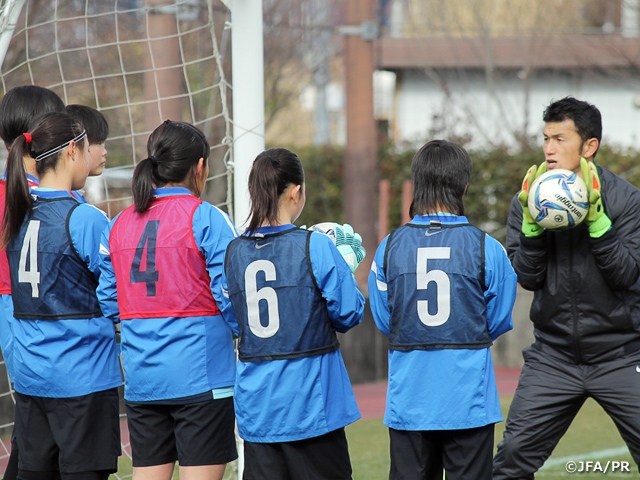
[580,158,611,238]
[334,223,366,274]
[518,162,547,237]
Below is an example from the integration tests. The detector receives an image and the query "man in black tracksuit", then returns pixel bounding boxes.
[493,97,640,478]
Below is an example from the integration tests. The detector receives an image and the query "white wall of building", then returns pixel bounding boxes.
[392,68,640,151]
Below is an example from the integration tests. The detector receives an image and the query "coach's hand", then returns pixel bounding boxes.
[335,223,366,273]
[580,158,611,238]
[518,163,546,237]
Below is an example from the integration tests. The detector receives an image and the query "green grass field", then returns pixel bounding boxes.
[347,397,635,480]
[110,396,636,479]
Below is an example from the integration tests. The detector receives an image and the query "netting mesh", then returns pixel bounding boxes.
[1,0,233,218]
[0,0,236,478]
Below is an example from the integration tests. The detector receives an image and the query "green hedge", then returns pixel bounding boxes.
[291,143,640,245]
[294,144,346,228]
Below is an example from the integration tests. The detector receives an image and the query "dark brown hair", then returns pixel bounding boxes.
[2,111,85,246]
[0,85,65,148]
[132,120,210,213]
[246,148,304,234]
[410,139,471,217]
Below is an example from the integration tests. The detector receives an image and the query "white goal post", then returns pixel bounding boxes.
[0,0,267,478]
[220,0,265,231]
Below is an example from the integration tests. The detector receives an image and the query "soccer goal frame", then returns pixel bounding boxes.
[0,1,266,478]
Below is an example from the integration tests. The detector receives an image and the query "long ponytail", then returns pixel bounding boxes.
[2,134,31,246]
[132,156,156,213]
[1,111,85,247]
[246,148,304,234]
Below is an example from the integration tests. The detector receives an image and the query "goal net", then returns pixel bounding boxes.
[0,0,236,478]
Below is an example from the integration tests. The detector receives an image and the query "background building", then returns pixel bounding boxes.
[265,0,640,151]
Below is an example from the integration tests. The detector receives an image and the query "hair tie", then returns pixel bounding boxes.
[148,155,158,165]
[23,132,32,144]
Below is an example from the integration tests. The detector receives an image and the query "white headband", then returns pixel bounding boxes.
[34,130,87,162]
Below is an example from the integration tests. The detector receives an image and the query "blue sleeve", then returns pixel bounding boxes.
[367,236,391,335]
[192,203,239,334]
[484,235,517,340]
[308,232,364,334]
[68,204,109,279]
[96,216,120,323]
[219,263,239,336]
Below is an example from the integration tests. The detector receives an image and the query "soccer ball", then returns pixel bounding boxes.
[307,222,337,241]
[527,169,589,230]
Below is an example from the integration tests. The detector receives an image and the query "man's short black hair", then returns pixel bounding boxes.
[543,96,602,146]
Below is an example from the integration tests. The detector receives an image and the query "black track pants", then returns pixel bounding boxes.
[493,343,640,479]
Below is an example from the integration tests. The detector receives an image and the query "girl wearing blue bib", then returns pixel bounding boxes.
[0,85,66,480]
[368,140,517,480]
[222,148,365,480]
[1,111,121,480]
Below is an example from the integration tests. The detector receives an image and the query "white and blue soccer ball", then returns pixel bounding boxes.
[307,222,337,241]
[527,169,589,230]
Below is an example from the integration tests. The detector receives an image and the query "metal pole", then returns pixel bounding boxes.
[220,2,264,477]
[0,0,27,72]
[311,0,330,145]
[344,0,377,289]
[221,0,265,229]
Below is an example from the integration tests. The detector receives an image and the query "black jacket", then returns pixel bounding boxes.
[506,165,640,363]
